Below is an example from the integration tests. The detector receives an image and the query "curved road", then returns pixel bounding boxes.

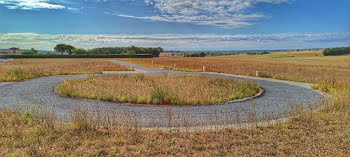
[0,60,323,128]
[0,58,7,62]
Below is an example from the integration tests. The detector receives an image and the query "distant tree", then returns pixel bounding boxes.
[154,47,163,57]
[323,46,350,56]
[30,48,38,54]
[122,50,136,55]
[54,44,75,55]
[87,46,163,57]
[54,44,66,55]
[184,52,206,57]
[73,48,88,55]
[23,48,38,55]
[65,45,75,55]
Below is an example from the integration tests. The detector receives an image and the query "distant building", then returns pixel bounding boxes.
[0,47,25,55]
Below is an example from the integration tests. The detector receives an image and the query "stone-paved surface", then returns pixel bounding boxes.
[0,58,7,62]
[0,60,323,128]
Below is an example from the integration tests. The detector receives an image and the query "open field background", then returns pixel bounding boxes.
[120,50,350,92]
[0,59,130,82]
[1,51,350,156]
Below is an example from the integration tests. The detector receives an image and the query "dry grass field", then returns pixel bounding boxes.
[0,94,349,156]
[56,74,260,105]
[1,51,350,156]
[0,59,130,82]
[119,50,350,92]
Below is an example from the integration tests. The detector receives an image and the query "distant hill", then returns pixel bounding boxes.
[0,48,53,54]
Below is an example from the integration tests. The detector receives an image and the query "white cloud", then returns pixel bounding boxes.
[0,0,65,10]
[109,0,289,28]
[1,32,349,51]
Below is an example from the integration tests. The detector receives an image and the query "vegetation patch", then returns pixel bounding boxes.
[119,51,350,86]
[56,74,260,105]
[0,59,130,82]
[0,54,153,59]
[264,54,295,58]
[323,46,350,56]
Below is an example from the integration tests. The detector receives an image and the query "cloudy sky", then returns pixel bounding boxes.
[0,0,349,50]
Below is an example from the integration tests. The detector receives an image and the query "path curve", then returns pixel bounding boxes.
[0,60,323,128]
[0,58,8,63]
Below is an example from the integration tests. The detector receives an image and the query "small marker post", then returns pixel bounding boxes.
[203,66,206,72]
[256,71,259,77]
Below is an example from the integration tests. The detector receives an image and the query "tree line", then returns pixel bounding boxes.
[184,52,206,57]
[323,46,350,56]
[54,44,163,57]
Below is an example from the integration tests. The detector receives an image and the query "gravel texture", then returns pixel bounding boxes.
[0,60,323,128]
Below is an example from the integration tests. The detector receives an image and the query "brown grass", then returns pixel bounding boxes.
[272,49,323,54]
[0,59,130,82]
[56,74,260,105]
[0,91,349,156]
[119,53,350,92]
[1,52,350,156]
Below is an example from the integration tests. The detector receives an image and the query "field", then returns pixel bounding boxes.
[1,51,350,156]
[119,50,350,92]
[0,59,130,82]
[56,74,260,105]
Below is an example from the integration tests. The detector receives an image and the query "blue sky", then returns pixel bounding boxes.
[0,0,349,50]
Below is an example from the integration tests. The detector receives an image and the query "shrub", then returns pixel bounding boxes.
[22,48,38,55]
[151,87,167,104]
[122,50,137,55]
[323,47,350,56]
[73,48,88,55]
[184,52,206,57]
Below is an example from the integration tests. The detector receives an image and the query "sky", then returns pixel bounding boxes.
[0,0,349,51]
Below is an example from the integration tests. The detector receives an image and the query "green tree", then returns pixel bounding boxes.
[73,48,88,55]
[23,48,38,55]
[122,50,136,55]
[54,44,75,55]
[323,47,350,56]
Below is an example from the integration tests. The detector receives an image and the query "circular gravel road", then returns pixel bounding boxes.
[0,60,323,128]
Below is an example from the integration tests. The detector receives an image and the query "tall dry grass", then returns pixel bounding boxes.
[56,74,260,105]
[1,52,350,156]
[120,54,350,92]
[0,91,349,156]
[0,59,130,82]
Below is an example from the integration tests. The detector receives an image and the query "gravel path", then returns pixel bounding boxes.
[0,60,323,128]
[0,58,7,62]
